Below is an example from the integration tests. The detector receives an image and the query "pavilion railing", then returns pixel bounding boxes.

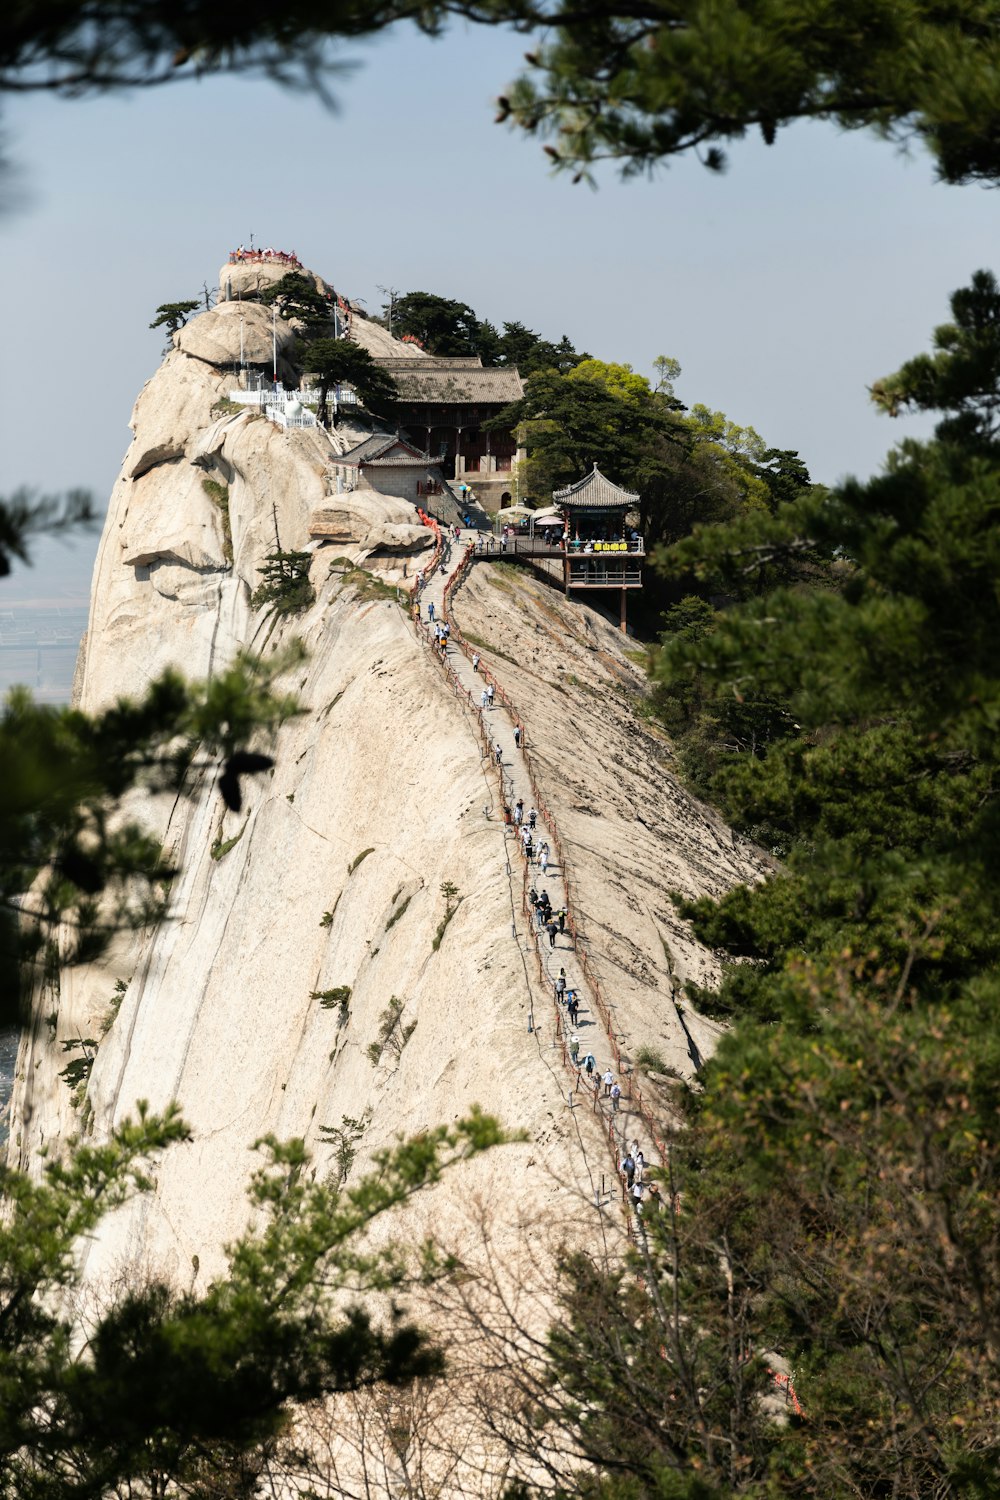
[567,563,643,586]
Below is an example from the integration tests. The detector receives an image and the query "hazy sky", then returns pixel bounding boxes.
[1,20,998,597]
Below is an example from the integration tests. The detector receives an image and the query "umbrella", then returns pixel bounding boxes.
[497,503,534,518]
[530,506,563,521]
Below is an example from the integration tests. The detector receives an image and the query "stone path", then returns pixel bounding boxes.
[413,527,660,1230]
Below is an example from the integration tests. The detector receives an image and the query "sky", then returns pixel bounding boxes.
[1,19,998,603]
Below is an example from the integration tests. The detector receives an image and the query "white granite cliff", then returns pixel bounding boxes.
[8,262,767,1310]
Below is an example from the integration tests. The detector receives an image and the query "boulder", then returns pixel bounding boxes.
[176,301,298,371]
[218,260,333,304]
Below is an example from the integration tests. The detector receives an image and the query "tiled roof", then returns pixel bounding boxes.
[552,464,639,509]
[375,356,524,404]
[335,432,437,468]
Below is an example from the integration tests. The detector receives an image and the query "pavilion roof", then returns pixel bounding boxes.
[375,356,524,404]
[335,432,436,468]
[552,464,640,509]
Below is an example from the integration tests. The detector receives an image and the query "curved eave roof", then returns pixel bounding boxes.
[552,464,639,509]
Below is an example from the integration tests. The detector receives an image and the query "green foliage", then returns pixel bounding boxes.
[2,643,303,1011]
[494,358,813,626]
[871,268,1000,447]
[311,984,351,1019]
[388,291,483,356]
[210,817,248,861]
[99,977,128,1036]
[318,1111,370,1185]
[0,487,95,578]
[201,477,232,563]
[10,0,1000,193]
[250,549,315,615]
[259,271,333,332]
[387,292,586,373]
[328,558,400,603]
[149,300,200,335]
[366,995,416,1066]
[348,847,375,874]
[0,1102,504,1497]
[210,396,243,417]
[432,882,461,952]
[554,275,1000,1495]
[633,1044,668,1074]
[58,1036,97,1101]
[497,0,1000,185]
[487,318,586,375]
[384,892,413,931]
[648,595,800,831]
[299,337,398,425]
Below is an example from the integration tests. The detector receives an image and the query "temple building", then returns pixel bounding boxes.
[374,356,525,511]
[554,466,644,631]
[484,465,644,631]
[318,432,445,509]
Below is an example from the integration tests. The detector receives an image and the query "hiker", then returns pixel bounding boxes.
[529,885,539,908]
[502,803,512,824]
[442,622,450,640]
[558,907,567,934]
[481,688,489,711]
[584,1053,596,1076]
[513,724,521,748]
[631,1180,644,1215]
[487,683,495,707]
[634,1149,645,1185]
[494,742,503,765]
[539,843,549,875]
[428,601,435,621]
[472,652,481,672]
[570,1034,580,1064]
[546,919,558,949]
[515,799,524,826]
[567,992,580,1024]
[621,1152,635,1190]
[603,1068,614,1097]
[611,1081,622,1112]
[555,971,567,1003]
[645,1181,661,1213]
[415,602,421,620]
[528,808,537,830]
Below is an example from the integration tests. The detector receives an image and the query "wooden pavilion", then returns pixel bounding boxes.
[554,466,643,631]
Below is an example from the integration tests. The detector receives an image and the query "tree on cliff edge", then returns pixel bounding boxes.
[300,337,398,426]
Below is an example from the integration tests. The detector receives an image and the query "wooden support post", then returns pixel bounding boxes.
[620,587,627,632]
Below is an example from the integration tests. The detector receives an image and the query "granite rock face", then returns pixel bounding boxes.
[9,264,762,1324]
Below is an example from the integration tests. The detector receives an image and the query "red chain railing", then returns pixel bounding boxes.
[441,547,675,1165]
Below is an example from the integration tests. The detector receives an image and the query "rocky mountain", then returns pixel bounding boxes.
[8,259,765,1317]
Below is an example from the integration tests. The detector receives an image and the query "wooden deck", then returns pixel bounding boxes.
[474,536,645,560]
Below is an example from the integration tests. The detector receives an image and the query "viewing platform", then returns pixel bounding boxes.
[225,381,358,429]
[227,247,302,268]
[477,534,644,567]
[476,466,645,629]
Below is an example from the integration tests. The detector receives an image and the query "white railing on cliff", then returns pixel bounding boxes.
[226,386,358,409]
